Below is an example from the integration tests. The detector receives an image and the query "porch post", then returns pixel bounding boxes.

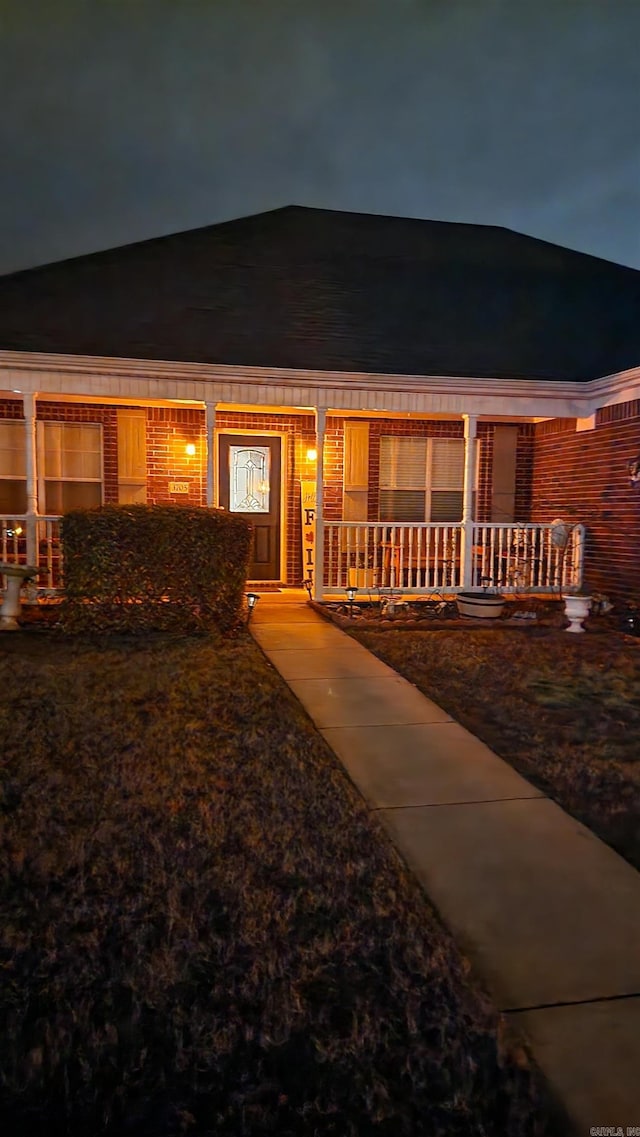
[461,414,477,590]
[205,401,217,507]
[23,393,38,566]
[313,408,326,601]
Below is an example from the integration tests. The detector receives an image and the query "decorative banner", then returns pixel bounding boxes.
[300,480,316,588]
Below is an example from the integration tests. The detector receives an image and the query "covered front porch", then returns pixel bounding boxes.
[1,382,586,601]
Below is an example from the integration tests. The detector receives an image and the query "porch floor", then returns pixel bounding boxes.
[250,592,640,1135]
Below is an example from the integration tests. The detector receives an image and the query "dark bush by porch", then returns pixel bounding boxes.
[60,505,251,633]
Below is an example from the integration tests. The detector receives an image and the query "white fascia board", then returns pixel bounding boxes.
[1,349,639,420]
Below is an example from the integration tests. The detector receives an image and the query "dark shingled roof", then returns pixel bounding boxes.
[0,205,639,382]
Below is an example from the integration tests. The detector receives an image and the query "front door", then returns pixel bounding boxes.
[218,434,282,580]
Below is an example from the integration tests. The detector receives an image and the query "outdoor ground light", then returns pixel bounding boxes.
[303,578,313,598]
[246,592,260,620]
[346,584,358,617]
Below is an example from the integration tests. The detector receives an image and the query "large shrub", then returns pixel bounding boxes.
[60,505,252,633]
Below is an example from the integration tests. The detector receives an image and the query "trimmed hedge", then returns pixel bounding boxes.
[60,505,252,633]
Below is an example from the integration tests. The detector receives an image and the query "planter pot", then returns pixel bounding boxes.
[564,594,592,634]
[0,563,38,632]
[347,568,376,589]
[456,591,505,619]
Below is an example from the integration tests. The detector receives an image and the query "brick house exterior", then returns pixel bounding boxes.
[1,207,639,602]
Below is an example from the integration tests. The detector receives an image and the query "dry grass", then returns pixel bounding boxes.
[351,626,640,870]
[0,627,552,1135]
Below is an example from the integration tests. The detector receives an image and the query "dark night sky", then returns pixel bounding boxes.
[1,0,639,275]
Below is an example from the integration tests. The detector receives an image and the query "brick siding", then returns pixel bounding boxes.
[531,402,640,605]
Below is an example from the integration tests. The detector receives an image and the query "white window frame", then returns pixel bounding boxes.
[379,435,465,522]
[37,421,104,514]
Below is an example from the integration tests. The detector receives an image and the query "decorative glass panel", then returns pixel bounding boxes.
[229,446,270,513]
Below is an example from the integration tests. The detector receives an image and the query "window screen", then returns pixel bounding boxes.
[0,421,27,513]
[39,422,103,514]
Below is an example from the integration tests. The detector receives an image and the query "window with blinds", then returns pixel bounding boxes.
[379,436,464,522]
[0,420,27,514]
[38,422,103,513]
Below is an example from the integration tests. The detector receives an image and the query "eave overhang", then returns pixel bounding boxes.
[1,350,639,421]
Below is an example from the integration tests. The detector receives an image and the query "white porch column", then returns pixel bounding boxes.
[205,401,217,507]
[23,393,38,566]
[461,414,477,590]
[313,408,326,601]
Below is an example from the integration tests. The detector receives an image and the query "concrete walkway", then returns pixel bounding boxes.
[250,592,640,1134]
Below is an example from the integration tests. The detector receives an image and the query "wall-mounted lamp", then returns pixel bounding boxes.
[306,448,318,462]
[185,443,196,457]
[246,592,260,621]
[628,456,640,486]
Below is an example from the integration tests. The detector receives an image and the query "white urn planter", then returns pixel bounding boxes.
[0,563,38,631]
[563,594,592,634]
[456,591,506,619]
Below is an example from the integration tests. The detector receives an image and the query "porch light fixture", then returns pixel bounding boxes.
[246,592,260,620]
[346,584,358,617]
[306,448,318,462]
[185,443,196,457]
[628,455,640,486]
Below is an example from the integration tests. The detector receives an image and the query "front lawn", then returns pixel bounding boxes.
[351,626,640,871]
[0,628,551,1135]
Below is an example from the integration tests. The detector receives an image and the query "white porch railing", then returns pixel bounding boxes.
[1,515,63,594]
[472,523,585,594]
[322,522,585,595]
[323,523,463,592]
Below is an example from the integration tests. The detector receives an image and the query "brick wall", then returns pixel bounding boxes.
[531,401,640,605]
[0,399,25,420]
[146,406,206,508]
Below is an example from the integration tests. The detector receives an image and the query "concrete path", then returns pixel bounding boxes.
[250,592,640,1135]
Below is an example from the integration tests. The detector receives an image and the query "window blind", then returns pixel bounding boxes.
[379,435,464,522]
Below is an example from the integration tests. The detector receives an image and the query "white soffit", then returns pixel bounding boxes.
[0,351,639,419]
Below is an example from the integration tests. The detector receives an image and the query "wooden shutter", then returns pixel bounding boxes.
[491,425,518,522]
[343,421,369,521]
[117,410,147,503]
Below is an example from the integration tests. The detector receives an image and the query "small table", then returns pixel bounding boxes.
[0,563,38,631]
